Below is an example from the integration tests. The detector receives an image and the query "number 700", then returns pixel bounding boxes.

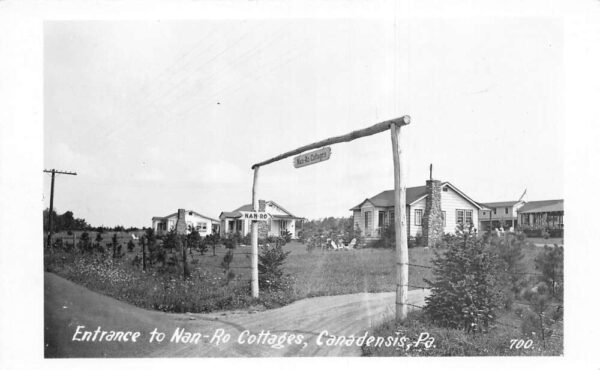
[510,339,534,349]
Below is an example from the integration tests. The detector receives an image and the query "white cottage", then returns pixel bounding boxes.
[219,200,302,239]
[350,179,484,246]
[152,209,220,236]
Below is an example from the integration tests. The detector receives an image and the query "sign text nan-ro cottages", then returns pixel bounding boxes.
[293,147,332,168]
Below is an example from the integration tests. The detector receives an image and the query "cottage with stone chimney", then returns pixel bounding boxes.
[152,209,220,236]
[219,200,303,239]
[350,179,484,247]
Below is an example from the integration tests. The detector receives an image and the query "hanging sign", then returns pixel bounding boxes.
[293,147,331,168]
[240,211,270,221]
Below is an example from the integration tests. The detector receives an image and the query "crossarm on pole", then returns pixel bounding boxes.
[251,115,410,169]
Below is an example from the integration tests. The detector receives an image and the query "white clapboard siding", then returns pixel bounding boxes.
[409,197,426,237]
[441,186,479,233]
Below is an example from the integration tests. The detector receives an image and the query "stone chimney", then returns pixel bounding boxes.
[422,180,443,247]
[175,208,187,235]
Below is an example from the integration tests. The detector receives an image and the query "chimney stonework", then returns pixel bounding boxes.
[175,208,187,235]
[422,180,443,247]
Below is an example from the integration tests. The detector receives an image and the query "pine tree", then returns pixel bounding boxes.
[424,228,504,332]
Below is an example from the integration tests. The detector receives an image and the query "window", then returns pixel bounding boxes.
[442,211,446,227]
[389,211,395,223]
[466,210,473,225]
[493,208,497,215]
[196,222,207,232]
[189,212,193,216]
[443,187,448,192]
[415,209,423,226]
[364,211,371,230]
[456,210,464,224]
[379,211,386,227]
[456,209,473,225]
[505,207,509,214]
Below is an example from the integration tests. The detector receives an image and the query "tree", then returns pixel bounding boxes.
[43,208,89,231]
[93,232,104,253]
[520,282,563,348]
[535,245,564,300]
[221,249,234,283]
[258,241,291,291]
[111,233,120,258]
[127,239,135,253]
[424,228,504,332]
[489,232,528,308]
[77,232,92,253]
[206,233,220,256]
[187,227,206,255]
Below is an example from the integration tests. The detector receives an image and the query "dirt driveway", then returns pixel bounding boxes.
[45,273,429,357]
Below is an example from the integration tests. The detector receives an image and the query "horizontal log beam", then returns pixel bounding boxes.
[251,115,411,169]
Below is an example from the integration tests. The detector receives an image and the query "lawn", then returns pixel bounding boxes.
[526,237,563,246]
[46,233,546,312]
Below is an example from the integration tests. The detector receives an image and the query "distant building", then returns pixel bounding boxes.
[350,179,485,247]
[477,198,564,234]
[151,209,219,236]
[478,200,526,231]
[518,199,564,231]
[219,200,303,239]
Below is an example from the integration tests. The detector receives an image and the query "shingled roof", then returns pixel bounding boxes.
[519,199,564,214]
[350,186,428,211]
[350,182,484,211]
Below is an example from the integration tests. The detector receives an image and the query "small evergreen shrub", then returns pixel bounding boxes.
[534,245,564,300]
[258,242,291,291]
[127,239,135,252]
[424,228,504,332]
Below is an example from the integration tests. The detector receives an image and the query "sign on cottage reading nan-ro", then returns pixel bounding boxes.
[293,147,332,168]
[239,211,270,221]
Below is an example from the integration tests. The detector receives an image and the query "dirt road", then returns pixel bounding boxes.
[45,273,429,357]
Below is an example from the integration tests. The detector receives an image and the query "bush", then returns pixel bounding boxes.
[127,240,135,253]
[534,245,564,300]
[362,311,562,356]
[221,250,233,271]
[258,242,291,291]
[77,232,93,253]
[368,225,395,249]
[424,228,504,332]
[489,232,529,309]
[519,282,564,349]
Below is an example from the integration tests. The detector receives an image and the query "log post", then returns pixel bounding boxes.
[390,119,409,321]
[251,166,260,298]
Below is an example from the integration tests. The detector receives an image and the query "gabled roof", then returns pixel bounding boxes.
[152,210,219,223]
[518,199,564,214]
[350,182,484,211]
[220,200,301,220]
[350,186,428,211]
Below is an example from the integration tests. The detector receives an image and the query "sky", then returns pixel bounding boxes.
[44,18,564,227]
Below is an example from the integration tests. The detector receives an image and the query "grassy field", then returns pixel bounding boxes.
[526,237,563,245]
[48,233,545,301]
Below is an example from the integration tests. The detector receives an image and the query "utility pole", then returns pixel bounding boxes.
[44,169,77,248]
